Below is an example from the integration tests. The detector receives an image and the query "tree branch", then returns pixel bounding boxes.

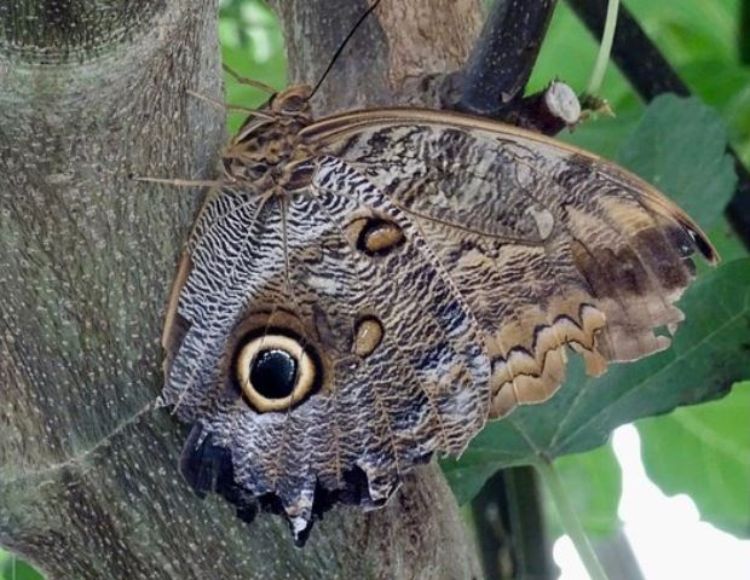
[456,0,558,116]
[471,467,553,578]
[742,0,750,65]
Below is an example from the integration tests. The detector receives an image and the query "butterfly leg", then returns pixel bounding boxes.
[222,64,277,95]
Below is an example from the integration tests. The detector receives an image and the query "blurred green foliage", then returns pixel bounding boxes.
[219,0,286,133]
[3,0,750,574]
[530,0,750,165]
[639,383,750,538]
[0,552,43,580]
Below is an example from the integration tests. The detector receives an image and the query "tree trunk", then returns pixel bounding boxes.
[0,1,483,577]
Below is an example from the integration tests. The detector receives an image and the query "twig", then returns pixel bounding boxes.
[534,455,610,580]
[455,0,558,116]
[742,1,750,64]
[585,0,620,95]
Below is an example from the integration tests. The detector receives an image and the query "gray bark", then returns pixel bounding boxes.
[0,0,483,577]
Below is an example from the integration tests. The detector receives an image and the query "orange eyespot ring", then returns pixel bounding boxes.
[235,333,318,412]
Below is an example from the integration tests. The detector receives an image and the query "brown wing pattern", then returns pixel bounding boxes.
[308,111,716,417]
[161,160,490,543]
[162,104,715,545]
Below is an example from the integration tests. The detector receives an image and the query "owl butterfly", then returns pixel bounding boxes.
[160,84,716,545]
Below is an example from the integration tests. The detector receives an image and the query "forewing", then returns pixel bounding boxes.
[307,110,716,417]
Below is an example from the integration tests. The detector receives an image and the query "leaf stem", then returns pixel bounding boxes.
[586,0,620,95]
[533,455,609,580]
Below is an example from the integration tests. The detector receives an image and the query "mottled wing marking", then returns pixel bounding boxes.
[316,117,713,417]
[163,103,714,544]
[163,157,490,541]
[162,189,280,419]
[312,156,490,453]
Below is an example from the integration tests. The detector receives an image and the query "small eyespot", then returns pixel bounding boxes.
[346,217,405,256]
[353,316,384,358]
[235,333,319,412]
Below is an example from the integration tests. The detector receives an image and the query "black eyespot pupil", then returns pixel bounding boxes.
[250,349,298,399]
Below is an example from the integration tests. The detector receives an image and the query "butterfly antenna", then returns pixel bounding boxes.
[309,0,383,100]
[132,176,225,188]
[186,89,275,119]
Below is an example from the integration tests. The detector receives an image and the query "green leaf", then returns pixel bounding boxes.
[443,258,750,504]
[679,60,750,167]
[542,444,622,538]
[220,0,286,135]
[615,94,737,231]
[560,106,643,159]
[0,550,43,580]
[637,382,750,538]
[624,0,738,65]
[707,217,750,264]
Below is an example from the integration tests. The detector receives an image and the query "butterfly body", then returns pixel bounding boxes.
[161,86,715,544]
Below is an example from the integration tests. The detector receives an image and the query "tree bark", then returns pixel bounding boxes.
[0,0,483,577]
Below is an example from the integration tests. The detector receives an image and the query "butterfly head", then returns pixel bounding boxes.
[224,85,317,190]
[268,85,313,116]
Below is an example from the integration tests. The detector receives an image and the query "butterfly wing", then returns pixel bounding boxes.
[304,108,716,417]
[161,164,491,544]
[161,108,715,544]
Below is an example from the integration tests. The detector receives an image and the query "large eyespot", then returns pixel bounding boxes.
[235,333,320,412]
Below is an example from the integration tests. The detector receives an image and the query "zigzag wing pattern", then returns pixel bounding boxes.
[162,157,489,543]
[162,101,715,545]
[312,113,715,417]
